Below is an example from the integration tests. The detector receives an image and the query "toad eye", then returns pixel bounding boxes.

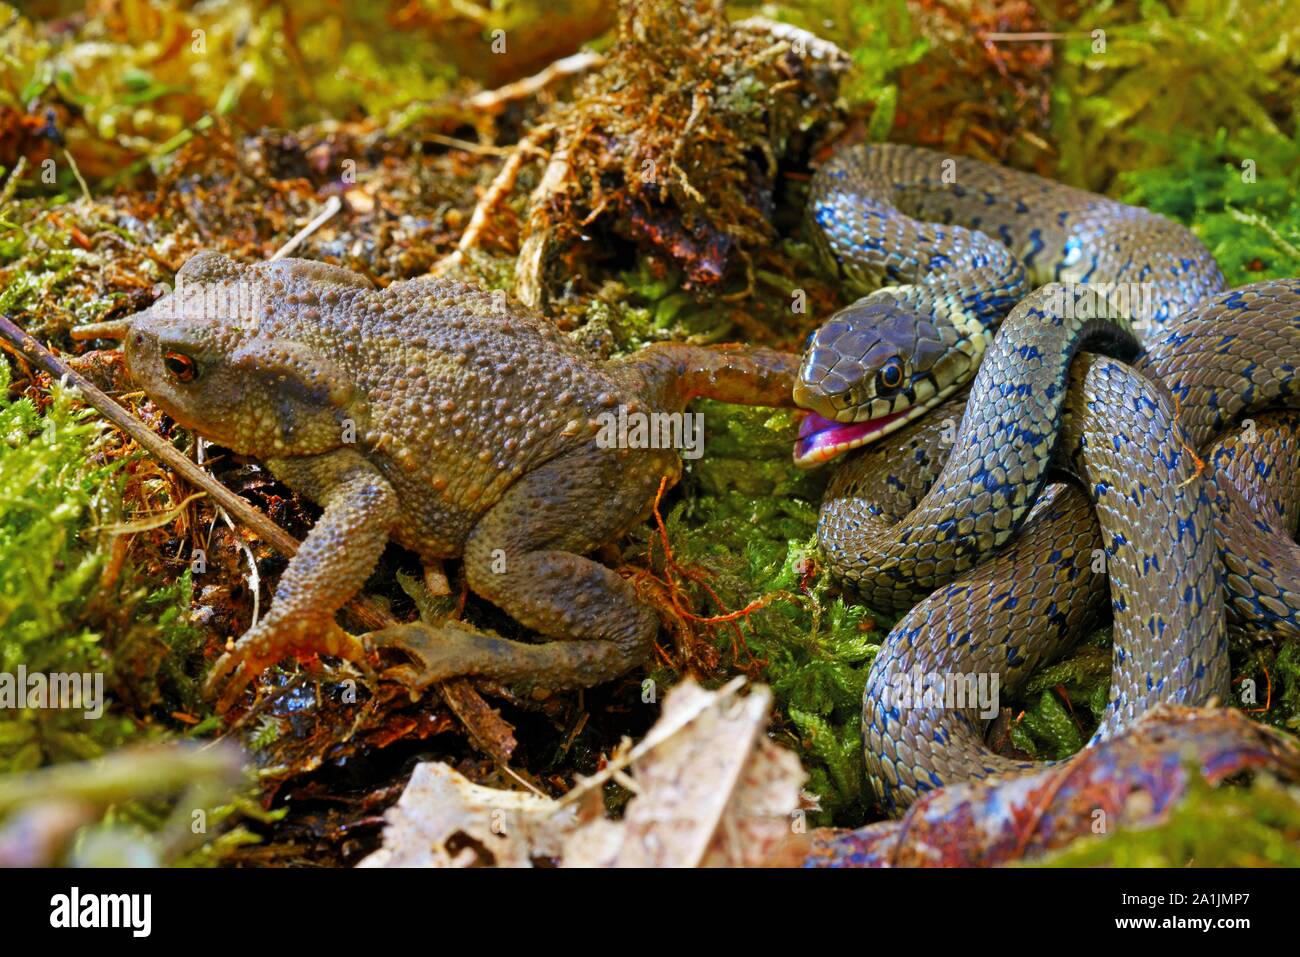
[875,357,905,395]
[163,351,198,383]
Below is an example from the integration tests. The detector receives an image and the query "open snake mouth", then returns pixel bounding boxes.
[794,407,911,467]
[793,372,971,468]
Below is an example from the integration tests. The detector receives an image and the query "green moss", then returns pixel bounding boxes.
[0,359,128,768]
[1275,638,1300,734]
[1119,128,1300,285]
[629,400,880,822]
[1038,772,1300,867]
[1010,690,1086,761]
[0,358,207,768]
[730,0,927,123]
[1050,0,1300,192]
[0,355,254,860]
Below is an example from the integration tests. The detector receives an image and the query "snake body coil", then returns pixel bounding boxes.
[797,143,1300,811]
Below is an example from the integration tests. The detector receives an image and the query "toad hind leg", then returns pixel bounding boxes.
[372,452,669,692]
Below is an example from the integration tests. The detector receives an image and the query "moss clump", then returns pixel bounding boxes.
[0,359,129,768]
[1039,773,1300,867]
[1050,0,1300,193]
[626,399,880,823]
[0,1,614,181]
[1119,128,1300,285]
[519,0,848,303]
[0,359,205,769]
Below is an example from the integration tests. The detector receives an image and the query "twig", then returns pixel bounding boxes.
[432,123,554,276]
[1227,206,1300,263]
[271,195,342,261]
[467,50,605,114]
[425,133,512,157]
[734,17,851,66]
[0,316,517,764]
[0,155,26,208]
[982,32,1091,41]
[62,148,91,203]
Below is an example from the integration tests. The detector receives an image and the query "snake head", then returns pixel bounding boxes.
[793,296,959,467]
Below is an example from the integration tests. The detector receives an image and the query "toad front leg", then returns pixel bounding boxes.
[371,450,669,693]
[205,449,399,711]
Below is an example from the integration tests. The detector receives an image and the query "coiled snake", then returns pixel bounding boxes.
[794,143,1300,812]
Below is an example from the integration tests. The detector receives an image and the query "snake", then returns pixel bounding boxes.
[793,143,1300,812]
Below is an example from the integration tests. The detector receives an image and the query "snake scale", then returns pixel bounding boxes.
[794,143,1300,812]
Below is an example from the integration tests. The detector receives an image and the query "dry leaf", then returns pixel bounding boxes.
[360,678,808,867]
[562,679,806,867]
[358,763,589,868]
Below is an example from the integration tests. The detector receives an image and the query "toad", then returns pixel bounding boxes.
[81,252,797,709]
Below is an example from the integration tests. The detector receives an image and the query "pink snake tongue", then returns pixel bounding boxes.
[795,409,907,464]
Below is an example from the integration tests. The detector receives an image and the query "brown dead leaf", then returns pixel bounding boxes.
[360,678,808,868]
[358,763,591,868]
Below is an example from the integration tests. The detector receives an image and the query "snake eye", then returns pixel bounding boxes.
[875,358,905,395]
[163,351,198,383]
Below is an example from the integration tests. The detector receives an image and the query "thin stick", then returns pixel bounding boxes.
[425,133,512,157]
[982,32,1076,41]
[467,51,604,114]
[0,316,517,763]
[270,195,342,261]
[62,148,92,203]
[0,156,27,208]
[432,123,554,276]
